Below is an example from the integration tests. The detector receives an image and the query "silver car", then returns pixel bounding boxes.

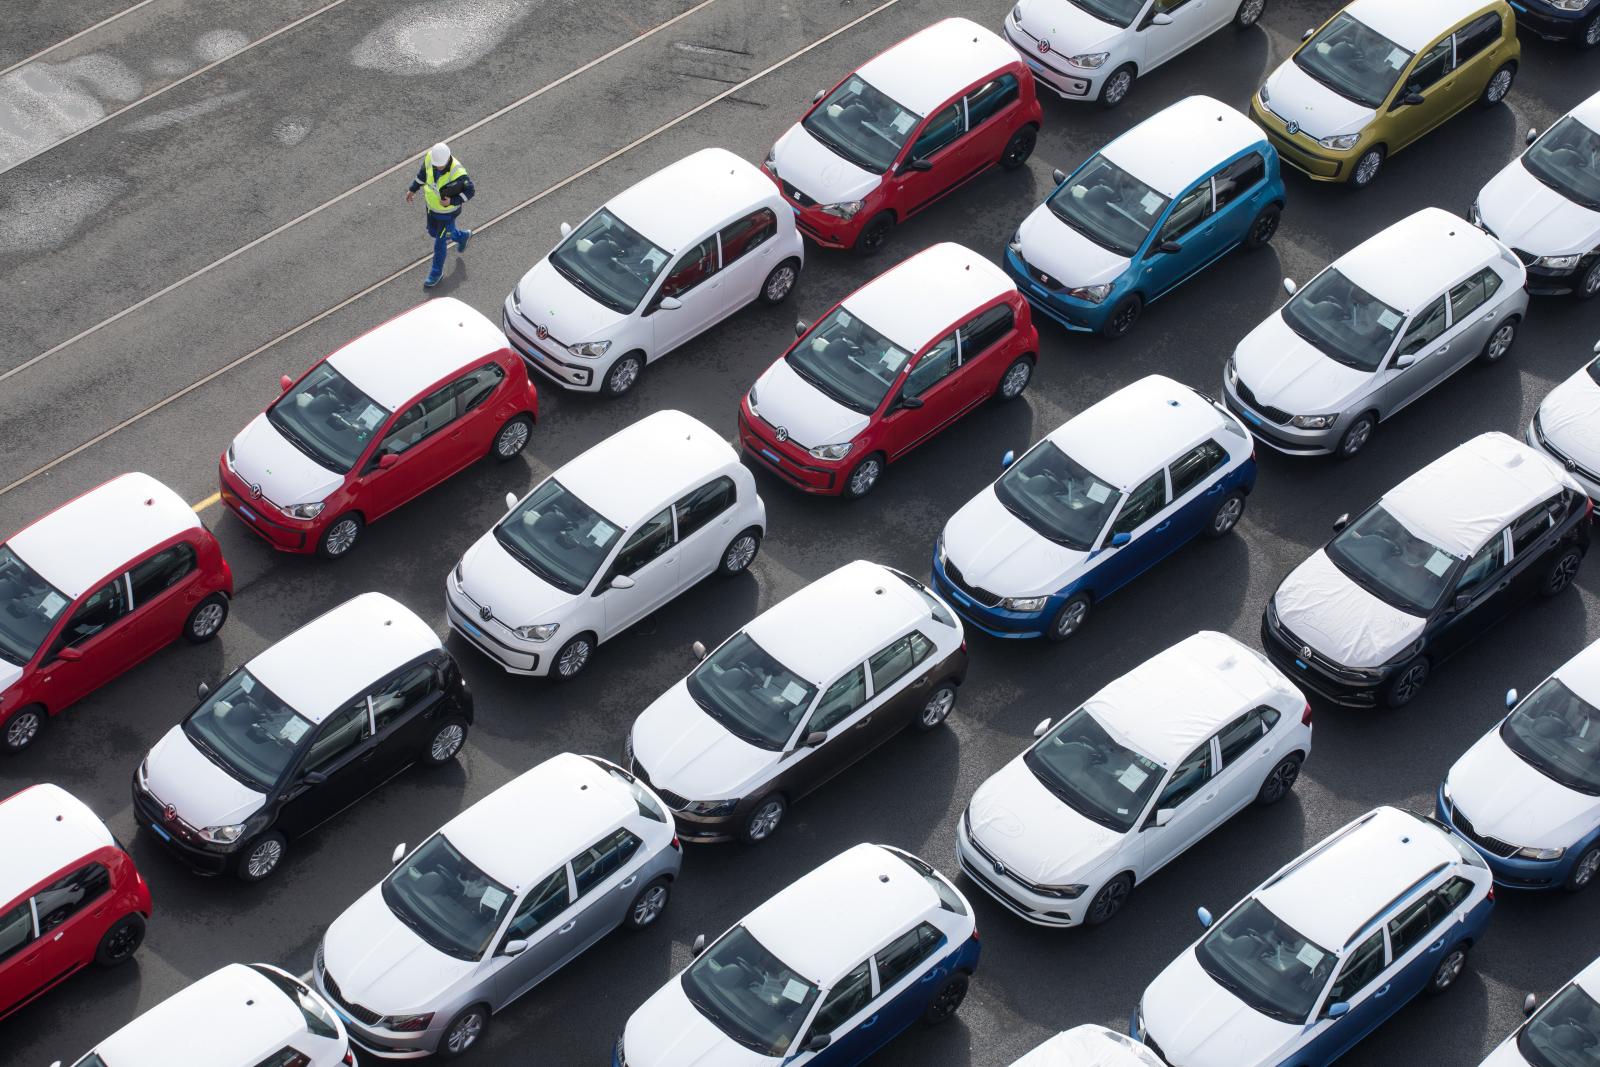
[1224,207,1528,459]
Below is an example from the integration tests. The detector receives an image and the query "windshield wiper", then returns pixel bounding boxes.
[550,257,629,314]
[267,413,335,469]
[803,122,876,172]
[786,358,873,415]
[493,529,579,594]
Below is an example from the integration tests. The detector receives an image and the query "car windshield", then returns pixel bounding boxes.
[495,479,622,595]
[785,305,914,415]
[1293,13,1412,109]
[992,441,1121,551]
[266,362,388,474]
[381,834,514,962]
[1279,268,1404,373]
[182,670,309,792]
[548,208,669,315]
[1519,981,1600,1067]
[1324,505,1456,615]
[72,1057,109,1067]
[801,75,918,174]
[248,964,340,1040]
[681,925,819,1057]
[1524,117,1600,213]
[1061,0,1147,30]
[1046,155,1168,258]
[0,545,67,666]
[1500,678,1600,796]
[1024,707,1164,833]
[685,633,817,751]
[1196,898,1333,1024]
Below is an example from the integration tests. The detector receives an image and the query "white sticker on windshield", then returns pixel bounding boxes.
[480,886,507,912]
[782,681,808,705]
[588,520,616,546]
[357,404,385,431]
[782,979,810,1003]
[280,717,311,744]
[811,337,828,353]
[1139,192,1164,215]
[891,113,915,134]
[1424,550,1454,577]
[880,350,907,372]
[240,674,256,693]
[1385,47,1408,69]
[38,591,67,618]
[1377,309,1402,330]
[826,104,845,119]
[1296,944,1326,969]
[1086,483,1112,504]
[1117,765,1149,791]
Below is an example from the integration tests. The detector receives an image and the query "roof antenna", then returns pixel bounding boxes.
[879,873,890,883]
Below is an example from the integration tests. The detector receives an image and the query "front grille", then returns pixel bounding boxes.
[322,971,382,1027]
[942,558,1003,609]
[965,825,1051,895]
[1233,378,1292,425]
[1014,252,1065,293]
[1450,806,1520,859]
[1512,247,1538,267]
[1534,418,1600,484]
[1143,1033,1172,1064]
[631,761,689,811]
[779,180,816,209]
[134,784,202,842]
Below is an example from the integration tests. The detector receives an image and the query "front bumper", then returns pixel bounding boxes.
[930,552,1053,639]
[131,775,239,874]
[1250,98,1357,181]
[627,759,740,842]
[444,581,547,676]
[502,296,602,393]
[316,963,444,1059]
[218,460,318,551]
[955,818,1086,926]
[1526,416,1600,500]
[1510,0,1590,40]
[1436,784,1577,889]
[1222,379,1338,455]
[1002,248,1106,334]
[1002,18,1097,99]
[1259,612,1383,707]
[762,166,871,249]
[737,407,846,494]
[1520,256,1589,297]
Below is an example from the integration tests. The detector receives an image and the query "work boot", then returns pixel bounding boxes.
[423,272,442,289]
[454,228,472,252]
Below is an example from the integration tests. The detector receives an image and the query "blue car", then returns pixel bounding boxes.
[1004,94,1286,339]
[1510,0,1600,46]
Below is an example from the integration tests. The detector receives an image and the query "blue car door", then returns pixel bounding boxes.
[1384,876,1478,1006]
[1208,150,1272,248]
[1086,470,1174,598]
[1139,179,1215,298]
[1166,439,1230,541]
[1298,929,1395,1066]
[806,924,948,1066]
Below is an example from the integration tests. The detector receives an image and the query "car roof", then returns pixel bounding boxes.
[325,297,506,412]
[1343,0,1493,51]
[743,843,938,984]
[556,410,739,529]
[1256,806,1464,950]
[93,963,309,1067]
[1085,632,1297,768]
[1381,431,1575,559]
[1334,207,1505,314]
[7,472,201,599]
[842,242,1015,354]
[246,592,441,724]
[1100,96,1265,199]
[1555,640,1600,709]
[744,561,932,683]
[1047,375,1231,491]
[857,17,1018,118]
[606,148,778,255]
[0,784,114,907]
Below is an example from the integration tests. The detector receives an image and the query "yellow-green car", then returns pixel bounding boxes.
[1251,0,1520,188]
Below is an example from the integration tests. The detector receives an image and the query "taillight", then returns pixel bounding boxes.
[671,835,681,851]
[960,639,968,653]
[1301,702,1313,726]
[342,1049,356,1066]
[972,926,979,941]
[1487,885,1495,903]
[1586,497,1594,520]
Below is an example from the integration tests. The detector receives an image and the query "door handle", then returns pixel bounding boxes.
[1482,313,1496,322]
[860,1013,880,1029]
[1202,792,1216,803]
[854,716,873,729]
[357,749,376,762]
[911,675,929,688]
[1154,521,1171,532]
[557,921,577,935]
[1430,937,1446,952]
[52,932,64,942]
[1205,482,1223,494]
[620,875,638,889]
[1437,345,1450,354]
[1374,983,1391,998]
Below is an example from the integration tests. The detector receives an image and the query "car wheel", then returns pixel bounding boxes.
[999,125,1037,170]
[1234,0,1266,26]
[1086,873,1134,926]
[916,683,958,731]
[1479,319,1517,365]
[1426,943,1470,995]
[1336,412,1376,460]
[602,352,644,397]
[853,212,895,257]
[1099,65,1135,109]
[1577,258,1600,301]
[317,513,363,559]
[1349,146,1385,190]
[236,831,287,882]
[1256,754,1303,805]
[422,716,469,766]
[924,973,970,1024]
[183,593,229,643]
[844,453,886,500]
[1,705,45,754]
[1480,63,1515,108]
[1583,13,1600,49]
[1541,545,1584,597]
[1383,658,1430,709]
[1100,294,1142,339]
[718,528,762,576]
[624,877,673,929]
[1047,594,1091,642]
[1242,204,1281,250]
[95,913,146,966]
[994,356,1033,401]
[439,1004,490,1057]
[552,633,596,681]
[759,258,801,304]
[1565,844,1600,892]
[1206,491,1246,539]
[741,794,787,844]
[491,414,533,461]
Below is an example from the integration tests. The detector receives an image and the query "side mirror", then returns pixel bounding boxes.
[377,452,400,470]
[1394,352,1418,369]
[279,374,294,392]
[1592,339,1600,355]
[1154,808,1175,828]
[1525,127,1539,146]
[794,319,810,338]
[559,222,573,239]
[1332,513,1349,532]
[1524,993,1541,1017]
[1032,718,1052,738]
[1505,688,1519,709]
[55,646,84,663]
[1110,532,1132,548]
[1157,241,1182,255]
[302,771,328,786]
[1149,11,1174,25]
[391,843,407,865]
[611,574,637,591]
[1051,168,1067,186]
[1001,449,1016,469]
[1402,92,1425,107]
[900,157,934,174]
[1282,278,1298,296]
[691,934,707,957]
[658,296,683,311]
[1326,1002,1351,1019]
[502,939,529,957]
[197,681,210,699]
[1302,27,1315,41]
[691,640,708,661]
[802,1034,832,1053]
[1197,907,1213,928]
[812,89,826,104]
[1451,593,1473,613]
[897,394,924,410]
[505,492,519,511]
[803,730,827,748]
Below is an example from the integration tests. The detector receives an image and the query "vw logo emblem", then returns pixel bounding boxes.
[1285,120,1300,136]
[1300,644,1313,659]
[993,861,1007,877]
[248,483,262,500]
[774,427,789,443]
[479,605,494,622]
[1037,38,1051,54]
[162,804,177,823]
[534,323,549,340]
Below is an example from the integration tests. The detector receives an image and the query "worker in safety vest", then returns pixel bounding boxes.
[406,142,475,289]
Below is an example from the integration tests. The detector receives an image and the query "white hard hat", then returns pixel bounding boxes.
[428,142,451,168]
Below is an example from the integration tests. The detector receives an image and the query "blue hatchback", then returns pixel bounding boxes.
[1004,95,1286,340]
[1510,0,1600,45]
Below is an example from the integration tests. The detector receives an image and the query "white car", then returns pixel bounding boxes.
[1478,955,1600,1066]
[1008,1025,1164,1067]
[315,752,681,1059]
[447,410,766,680]
[503,147,804,397]
[57,962,356,1067]
[1528,340,1600,500]
[628,561,968,845]
[1004,0,1268,108]
[1475,87,1600,300]
[957,631,1309,928]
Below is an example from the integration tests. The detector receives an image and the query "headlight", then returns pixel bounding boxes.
[513,622,560,641]
[1469,199,1482,226]
[512,284,523,309]
[1000,595,1049,613]
[746,384,759,412]
[1066,283,1113,305]
[935,533,947,567]
[1034,883,1088,899]
[1011,2,1023,22]
[1069,52,1109,68]
[1008,228,1023,253]
[1317,133,1361,151]
[1548,0,1591,10]
[375,1012,435,1033]
[623,731,634,764]
[225,444,236,469]
[1440,779,1452,805]
[1225,358,1238,388]
[198,822,246,844]
[568,340,612,358]
[1534,253,1583,271]
[1517,845,1566,861]
[1290,413,1338,429]
[137,757,149,787]
[683,799,739,817]
[1258,82,1270,106]
[615,1034,627,1066]
[821,200,864,220]
[764,145,777,169]
[453,561,464,585]
[1134,1005,1146,1040]
[284,501,325,520]
[808,441,853,461]
[315,941,325,974]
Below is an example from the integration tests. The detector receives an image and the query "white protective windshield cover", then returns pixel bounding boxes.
[1539,367,1600,472]
[1274,550,1424,669]
[1009,1025,1166,1067]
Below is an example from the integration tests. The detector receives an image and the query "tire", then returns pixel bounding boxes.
[718,528,762,576]
[491,414,533,461]
[236,831,287,882]
[843,453,886,500]
[994,356,1033,402]
[924,973,969,1024]
[1234,0,1266,27]
[741,794,786,844]
[915,683,958,731]
[551,633,596,681]
[1478,318,1517,365]
[853,212,895,257]
[1425,943,1470,996]
[1100,294,1142,339]
[1047,594,1091,642]
[1349,146,1384,189]
[1383,658,1430,710]
[1583,13,1600,49]
[317,513,363,559]
[1577,258,1600,301]
[602,352,644,397]
[759,258,800,305]
[1335,412,1376,460]
[439,1004,490,1057]
[1479,63,1515,108]
[95,913,146,967]
[624,877,673,929]
[1085,873,1134,926]
[1242,204,1281,250]
[999,125,1037,170]
[183,593,229,643]
[1541,545,1584,597]
[1255,754,1303,805]
[1099,65,1135,109]
[1,705,45,755]
[422,716,469,766]
[1564,844,1600,892]
[1205,490,1246,539]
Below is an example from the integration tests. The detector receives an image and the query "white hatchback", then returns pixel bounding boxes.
[504,147,804,397]
[1008,1025,1164,1067]
[1479,955,1600,1066]
[1528,340,1600,500]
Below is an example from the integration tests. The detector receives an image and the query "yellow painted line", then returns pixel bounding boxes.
[192,491,221,513]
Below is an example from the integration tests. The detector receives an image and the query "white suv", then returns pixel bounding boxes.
[1009,1026,1165,1066]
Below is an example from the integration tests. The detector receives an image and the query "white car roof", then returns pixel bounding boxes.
[0,784,115,908]
[842,242,1015,354]
[7,473,200,599]
[325,297,505,413]
[743,843,938,984]
[91,963,317,1067]
[1334,208,1506,315]
[1382,431,1576,559]
[1085,632,1298,769]
[744,561,933,683]
[1048,375,1231,491]
[857,17,1018,118]
[1342,0,1491,52]
[606,148,779,255]
[556,410,739,529]
[1101,96,1265,200]
[247,592,440,724]
[1009,1025,1166,1067]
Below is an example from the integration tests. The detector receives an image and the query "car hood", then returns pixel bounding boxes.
[624,977,776,1067]
[771,123,881,207]
[457,530,579,628]
[1262,61,1374,141]
[1448,729,1600,851]
[513,257,629,346]
[229,412,345,508]
[1273,549,1425,669]
[1141,950,1298,1067]
[1017,202,1131,289]
[1232,314,1373,417]
[750,358,871,451]
[323,885,479,1015]
[0,660,23,701]
[1480,160,1600,258]
[1477,1037,1533,1067]
[632,681,779,801]
[1537,366,1600,471]
[143,724,267,829]
[944,487,1089,598]
[1015,0,1122,56]
[968,757,1122,885]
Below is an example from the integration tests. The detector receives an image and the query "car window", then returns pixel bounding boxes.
[868,631,935,692]
[253,1050,312,1067]
[1448,269,1501,321]
[965,74,1019,126]
[128,543,196,607]
[53,577,129,653]
[1430,875,1474,917]
[1296,13,1414,109]
[1386,893,1435,957]
[303,700,369,773]
[33,862,111,932]
[875,922,944,989]
[658,236,719,299]
[685,633,816,751]
[1217,707,1279,767]
[674,477,736,542]
[1324,929,1386,1013]
[370,663,436,733]
[1282,268,1406,373]
[1397,297,1449,357]
[1455,535,1507,598]
[809,960,873,1037]
[610,508,676,579]
[1406,39,1454,95]
[1169,440,1227,499]
[911,101,965,160]
[382,382,457,456]
[960,304,1014,360]
[572,827,643,897]
[1159,183,1213,243]
[1213,152,1267,212]
[452,362,506,415]
[1454,12,1502,64]
[1110,471,1168,538]
[504,867,571,940]
[1155,742,1212,811]
[719,208,778,265]
[904,335,960,399]
[809,665,867,734]
[0,898,34,964]
[1047,155,1171,258]
[1511,500,1557,558]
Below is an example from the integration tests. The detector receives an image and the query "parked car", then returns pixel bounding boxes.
[1007,95,1284,339]
[614,843,978,1067]
[1224,207,1527,459]
[1474,87,1600,299]
[55,962,356,1067]
[447,410,766,681]
[933,374,1255,641]
[1008,1025,1164,1067]
[958,632,1309,928]
[1251,0,1520,188]
[1508,0,1600,46]
[1477,955,1600,1066]
[764,17,1042,255]
[315,753,680,1059]
[739,242,1038,499]
[221,297,538,559]
[1527,341,1600,500]
[1135,806,1495,1067]
[1004,0,1270,108]
[1262,432,1590,708]
[0,471,233,754]
[628,561,967,844]
[133,592,472,881]
[0,784,151,1021]
[1438,637,1600,891]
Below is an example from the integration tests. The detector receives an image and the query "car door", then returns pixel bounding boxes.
[884,333,963,460]
[1142,0,1222,67]
[1383,877,1472,1005]
[1432,529,1514,660]
[450,360,512,458]
[955,303,1022,409]
[597,507,680,638]
[717,208,780,304]
[1450,12,1508,107]
[1086,470,1172,597]
[672,476,738,581]
[1210,707,1284,817]
[1208,151,1271,249]
[1141,179,1215,297]
[28,861,112,983]
[647,235,723,355]
[488,866,575,1008]
[894,98,980,217]
[962,73,1024,162]
[792,959,874,1067]
[361,381,466,520]
[1444,267,1506,370]
[1136,740,1216,875]
[367,661,443,777]
[774,665,869,801]
[1386,36,1463,151]
[566,827,648,952]
[1301,929,1390,1064]
[0,893,41,1017]
[1166,440,1230,540]
[271,699,376,838]
[1379,295,1454,415]
[1505,496,1566,601]
[33,576,133,710]
[123,542,201,662]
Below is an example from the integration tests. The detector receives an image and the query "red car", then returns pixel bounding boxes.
[739,242,1039,498]
[764,17,1043,255]
[0,784,153,1020]
[220,296,539,559]
[0,472,234,754]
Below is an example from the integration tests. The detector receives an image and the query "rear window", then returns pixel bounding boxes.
[590,757,668,822]
[887,847,966,915]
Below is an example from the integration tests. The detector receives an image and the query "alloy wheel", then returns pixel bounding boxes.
[1353,151,1382,187]
[1002,129,1036,168]
[1486,323,1515,362]
[608,358,640,395]
[1486,69,1512,104]
[1584,261,1600,297]
[447,1011,484,1054]
[1000,361,1031,399]
[496,419,530,457]
[1089,877,1130,923]
[5,710,40,750]
[1588,16,1600,46]
[633,884,669,926]
[724,535,758,573]
[1574,849,1600,888]
[1104,71,1132,106]
[1212,496,1244,535]
[324,519,360,557]
[247,839,283,879]
[765,265,796,302]
[1250,211,1279,245]
[1548,551,1581,595]
[431,723,465,762]
[1238,0,1265,24]
[921,687,955,728]
[929,979,966,1020]
[1392,663,1428,706]
[747,799,784,841]
[1261,758,1300,802]
[557,638,592,677]
[1341,418,1373,457]
[190,602,225,638]
[849,458,882,497]
[1054,600,1088,638]
[1433,949,1466,991]
[105,924,140,961]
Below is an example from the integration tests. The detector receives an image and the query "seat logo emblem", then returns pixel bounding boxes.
[248,483,262,500]
[534,323,549,340]
[1037,39,1051,54]
[791,190,801,201]
[774,427,789,443]
[1285,120,1300,136]
[1300,644,1313,659]
[479,605,494,622]
[1039,273,1051,285]
[162,804,177,823]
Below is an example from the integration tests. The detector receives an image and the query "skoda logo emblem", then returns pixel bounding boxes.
[1285,120,1301,136]
[479,605,494,622]
[248,483,262,500]
[534,323,549,340]
[1037,38,1051,54]
[162,804,177,823]
[774,427,790,443]
[1300,644,1313,659]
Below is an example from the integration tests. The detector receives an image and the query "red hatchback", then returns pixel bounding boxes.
[0,784,153,1020]
[764,17,1042,255]
[740,242,1038,498]
[0,472,234,754]
[221,296,539,559]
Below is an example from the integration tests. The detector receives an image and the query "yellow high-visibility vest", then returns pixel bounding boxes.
[423,156,468,214]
